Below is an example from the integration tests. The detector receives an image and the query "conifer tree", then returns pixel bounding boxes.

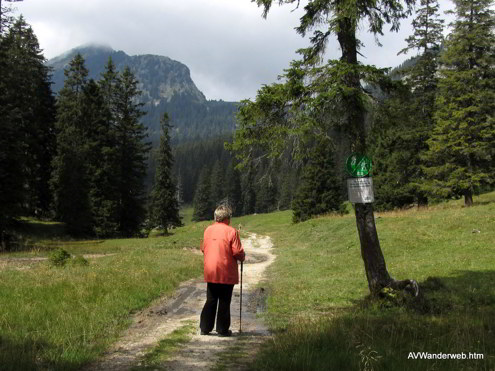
[210,160,225,207]
[0,34,23,248]
[423,0,495,205]
[0,0,23,34]
[192,167,213,221]
[224,160,243,216]
[277,169,297,211]
[0,16,56,217]
[255,174,277,214]
[231,0,418,295]
[51,54,93,236]
[292,138,344,223]
[82,79,120,237]
[372,0,444,208]
[0,16,55,246]
[241,163,256,216]
[149,113,182,233]
[369,87,419,210]
[113,66,151,236]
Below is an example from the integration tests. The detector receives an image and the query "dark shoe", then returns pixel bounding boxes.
[200,331,210,335]
[217,330,232,337]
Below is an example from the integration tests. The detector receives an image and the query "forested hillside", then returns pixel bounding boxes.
[47,45,238,145]
[1,0,494,250]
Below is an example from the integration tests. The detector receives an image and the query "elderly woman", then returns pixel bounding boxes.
[200,205,245,336]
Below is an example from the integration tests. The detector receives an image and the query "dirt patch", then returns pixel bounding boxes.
[0,254,116,271]
[84,232,275,371]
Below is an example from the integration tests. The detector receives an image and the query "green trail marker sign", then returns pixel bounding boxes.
[346,153,372,177]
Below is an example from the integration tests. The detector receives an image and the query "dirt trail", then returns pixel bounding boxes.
[84,232,275,371]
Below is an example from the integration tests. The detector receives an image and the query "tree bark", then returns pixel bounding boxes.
[464,189,473,207]
[338,14,418,297]
[355,203,391,292]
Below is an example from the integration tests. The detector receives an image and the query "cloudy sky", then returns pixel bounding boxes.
[11,0,455,102]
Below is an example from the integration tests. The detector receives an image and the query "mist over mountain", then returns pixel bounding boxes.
[47,45,238,144]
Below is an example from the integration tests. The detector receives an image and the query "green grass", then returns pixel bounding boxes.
[131,320,197,370]
[0,221,206,371]
[233,192,495,370]
[2,194,494,370]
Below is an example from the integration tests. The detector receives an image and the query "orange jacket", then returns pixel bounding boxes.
[201,221,245,284]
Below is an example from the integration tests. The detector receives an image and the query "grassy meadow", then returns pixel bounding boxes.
[1,193,494,370]
[233,192,495,370]
[0,210,209,371]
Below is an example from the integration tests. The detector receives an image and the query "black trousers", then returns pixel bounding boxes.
[200,282,234,334]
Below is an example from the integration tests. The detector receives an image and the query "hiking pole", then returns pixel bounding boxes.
[239,260,243,333]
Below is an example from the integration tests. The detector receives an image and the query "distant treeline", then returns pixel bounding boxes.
[2,0,495,248]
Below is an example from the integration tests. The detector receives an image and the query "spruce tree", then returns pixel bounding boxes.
[231,0,418,295]
[51,54,93,236]
[192,167,213,221]
[372,0,444,208]
[255,166,277,214]
[292,138,344,222]
[149,113,182,233]
[0,36,23,248]
[210,160,225,207]
[0,16,55,247]
[82,79,120,237]
[423,0,495,205]
[1,16,56,218]
[369,87,419,210]
[241,163,256,216]
[113,66,151,236]
[224,160,243,216]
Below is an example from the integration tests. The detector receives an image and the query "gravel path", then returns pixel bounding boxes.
[84,232,275,371]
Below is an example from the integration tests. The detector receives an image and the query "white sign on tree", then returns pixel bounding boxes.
[347,178,375,204]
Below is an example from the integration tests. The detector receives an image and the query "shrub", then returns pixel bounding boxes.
[49,248,71,267]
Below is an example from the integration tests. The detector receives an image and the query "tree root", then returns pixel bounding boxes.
[386,278,419,297]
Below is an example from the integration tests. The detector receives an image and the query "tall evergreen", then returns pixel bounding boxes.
[369,87,419,210]
[232,0,418,295]
[255,177,277,213]
[192,167,213,221]
[0,0,23,34]
[51,54,93,236]
[241,163,256,216]
[113,66,151,236]
[0,16,55,247]
[82,79,120,237]
[149,113,182,233]
[423,0,495,205]
[224,160,243,216]
[0,32,23,248]
[0,17,56,217]
[292,138,344,223]
[210,160,225,207]
[371,0,445,208]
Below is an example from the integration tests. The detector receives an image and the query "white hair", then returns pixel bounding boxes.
[214,205,232,222]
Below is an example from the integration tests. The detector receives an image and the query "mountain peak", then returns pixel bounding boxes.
[48,45,206,104]
[47,45,238,144]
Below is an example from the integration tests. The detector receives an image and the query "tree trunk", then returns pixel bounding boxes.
[417,194,428,209]
[354,203,391,292]
[338,15,418,297]
[464,189,473,207]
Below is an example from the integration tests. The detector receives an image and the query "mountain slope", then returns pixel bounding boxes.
[48,45,238,144]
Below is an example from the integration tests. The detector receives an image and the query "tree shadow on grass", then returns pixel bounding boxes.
[0,335,82,371]
[251,270,495,371]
